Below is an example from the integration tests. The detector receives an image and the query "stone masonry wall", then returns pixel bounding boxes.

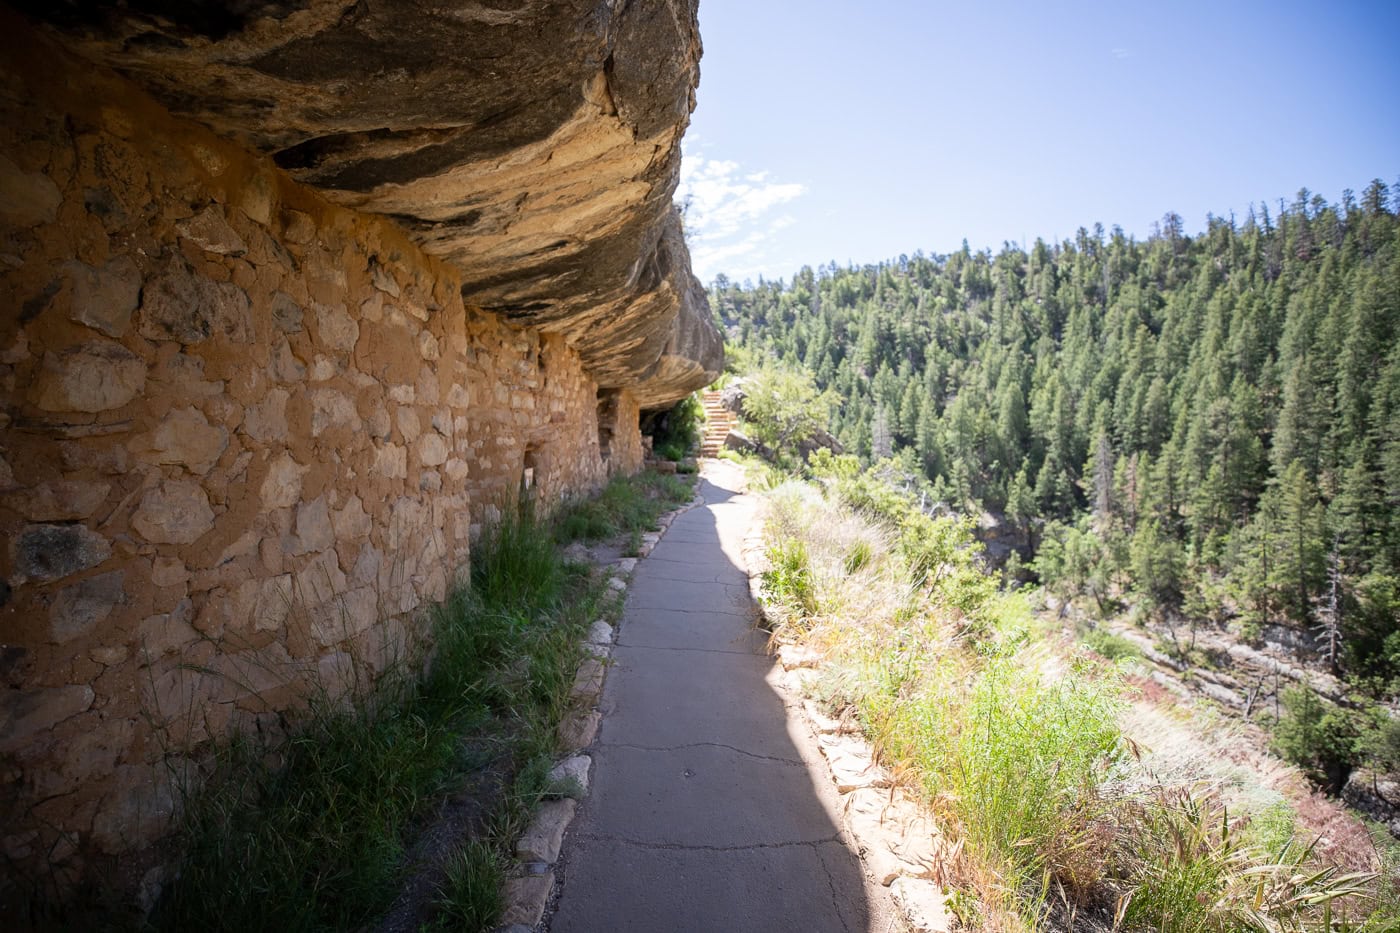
[0,33,643,883]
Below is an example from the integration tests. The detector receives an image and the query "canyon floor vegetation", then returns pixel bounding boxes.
[750,450,1398,931]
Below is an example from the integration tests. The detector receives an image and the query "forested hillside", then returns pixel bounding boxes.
[716,181,1400,690]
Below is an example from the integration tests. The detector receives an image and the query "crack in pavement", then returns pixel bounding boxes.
[816,838,856,933]
[638,571,744,586]
[576,831,846,853]
[623,604,753,617]
[614,641,762,657]
[598,740,805,766]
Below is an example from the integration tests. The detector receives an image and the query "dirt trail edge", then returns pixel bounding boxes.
[544,461,897,932]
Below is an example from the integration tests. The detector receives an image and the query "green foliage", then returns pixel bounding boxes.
[762,538,818,622]
[843,539,874,575]
[154,504,611,931]
[429,841,504,931]
[1082,627,1143,661]
[553,470,693,544]
[740,363,829,462]
[1271,686,1361,794]
[719,184,1400,682]
[650,393,703,461]
[757,467,1389,927]
[944,660,1125,885]
[1117,792,1374,933]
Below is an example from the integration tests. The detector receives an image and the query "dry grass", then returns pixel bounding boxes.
[756,473,1395,932]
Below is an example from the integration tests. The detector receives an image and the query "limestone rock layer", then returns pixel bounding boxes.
[20,0,721,406]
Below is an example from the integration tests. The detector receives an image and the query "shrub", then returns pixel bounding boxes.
[1272,686,1361,795]
[1083,627,1143,661]
[763,538,818,623]
[649,393,703,461]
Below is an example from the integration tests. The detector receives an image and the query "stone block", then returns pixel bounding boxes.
[314,302,358,353]
[132,480,215,545]
[292,495,334,552]
[571,659,605,702]
[0,152,60,226]
[0,685,94,752]
[515,798,576,863]
[31,341,145,412]
[50,570,124,643]
[418,433,448,466]
[501,872,553,929]
[3,480,110,521]
[547,754,591,798]
[176,205,246,255]
[270,291,304,332]
[129,406,228,474]
[310,389,356,436]
[778,643,820,671]
[139,260,250,344]
[557,708,601,751]
[91,763,178,853]
[137,599,199,657]
[65,256,141,338]
[12,523,111,583]
[818,734,889,794]
[261,452,307,508]
[586,620,614,645]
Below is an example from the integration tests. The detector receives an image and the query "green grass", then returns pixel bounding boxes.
[429,841,504,931]
[553,470,693,544]
[756,465,1387,931]
[1083,626,1144,661]
[151,511,610,932]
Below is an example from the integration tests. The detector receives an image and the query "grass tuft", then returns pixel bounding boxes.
[554,471,692,544]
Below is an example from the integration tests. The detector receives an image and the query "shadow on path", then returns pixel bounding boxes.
[550,465,879,932]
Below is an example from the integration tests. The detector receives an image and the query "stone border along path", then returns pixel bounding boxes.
[494,460,956,933]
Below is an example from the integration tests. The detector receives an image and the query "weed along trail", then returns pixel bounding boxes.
[543,460,894,932]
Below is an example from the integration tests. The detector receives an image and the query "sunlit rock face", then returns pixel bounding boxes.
[20,0,721,406]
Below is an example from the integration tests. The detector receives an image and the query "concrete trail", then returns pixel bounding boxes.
[550,462,893,932]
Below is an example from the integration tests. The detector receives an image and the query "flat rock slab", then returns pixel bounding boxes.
[819,733,891,793]
[891,877,956,932]
[843,787,938,884]
[548,755,591,798]
[557,709,601,751]
[515,798,576,864]
[501,872,553,928]
[571,659,605,701]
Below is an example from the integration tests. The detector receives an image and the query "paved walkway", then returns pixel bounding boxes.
[550,463,890,932]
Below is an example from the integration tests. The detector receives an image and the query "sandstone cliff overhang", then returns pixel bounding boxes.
[16,0,722,408]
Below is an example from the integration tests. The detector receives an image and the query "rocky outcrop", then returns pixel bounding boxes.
[15,0,721,407]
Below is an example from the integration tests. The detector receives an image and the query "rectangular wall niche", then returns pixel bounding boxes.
[596,389,621,461]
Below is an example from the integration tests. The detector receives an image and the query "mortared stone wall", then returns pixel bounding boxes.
[0,22,645,888]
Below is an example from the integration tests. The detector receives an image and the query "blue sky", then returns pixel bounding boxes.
[676,0,1400,284]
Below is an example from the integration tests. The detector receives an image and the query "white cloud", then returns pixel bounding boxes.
[1111,47,1132,59]
[676,150,806,282]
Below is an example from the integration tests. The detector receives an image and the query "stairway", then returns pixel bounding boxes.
[699,389,737,457]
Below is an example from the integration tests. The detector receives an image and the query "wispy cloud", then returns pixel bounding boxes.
[1111,47,1132,59]
[676,149,806,282]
